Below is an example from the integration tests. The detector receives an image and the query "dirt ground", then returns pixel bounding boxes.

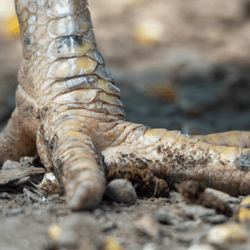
[1,0,250,249]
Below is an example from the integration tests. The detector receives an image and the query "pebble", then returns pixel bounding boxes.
[173,219,202,232]
[203,214,228,224]
[237,195,250,223]
[240,195,250,206]
[48,223,62,241]
[0,192,11,199]
[134,18,165,44]
[143,243,159,250]
[47,214,102,249]
[207,223,248,246]
[174,232,205,244]
[238,207,250,223]
[223,197,242,204]
[154,208,184,225]
[93,208,104,218]
[104,179,137,204]
[182,205,217,219]
[205,188,241,204]
[102,221,117,232]
[10,208,25,216]
[187,244,216,250]
[204,188,229,200]
[103,237,123,250]
[134,215,160,238]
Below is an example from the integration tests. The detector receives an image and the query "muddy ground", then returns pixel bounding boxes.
[0,0,250,249]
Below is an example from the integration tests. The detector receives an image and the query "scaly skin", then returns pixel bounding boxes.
[1,0,250,210]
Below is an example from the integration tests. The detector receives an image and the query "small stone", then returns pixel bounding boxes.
[175,233,203,244]
[187,244,216,250]
[102,221,116,232]
[174,220,201,232]
[47,214,101,249]
[48,223,62,241]
[205,188,241,204]
[104,179,137,204]
[238,207,250,223]
[179,181,232,215]
[204,188,229,200]
[143,242,159,250]
[79,238,97,250]
[207,223,248,246]
[103,237,123,250]
[237,196,250,223]
[0,192,11,199]
[134,18,165,44]
[240,195,250,206]
[182,205,217,219]
[203,214,228,224]
[154,208,184,225]
[93,208,104,218]
[10,208,25,216]
[197,193,232,215]
[223,197,241,204]
[134,215,160,238]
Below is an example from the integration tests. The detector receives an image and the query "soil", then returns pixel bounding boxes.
[0,0,250,249]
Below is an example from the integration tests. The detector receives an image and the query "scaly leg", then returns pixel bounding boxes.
[194,131,250,148]
[0,109,36,164]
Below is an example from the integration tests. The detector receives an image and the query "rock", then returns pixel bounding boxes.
[237,207,250,223]
[174,232,206,244]
[143,242,159,250]
[103,237,123,250]
[203,214,228,224]
[223,197,242,204]
[0,192,11,199]
[154,208,184,225]
[237,195,250,223]
[179,180,232,215]
[134,215,160,238]
[187,244,216,250]
[207,223,248,246]
[204,188,229,200]
[104,179,137,204]
[173,220,202,232]
[134,18,165,44]
[10,208,25,216]
[205,188,241,204]
[240,195,250,206]
[102,221,117,232]
[197,192,232,216]
[182,205,217,219]
[47,213,102,249]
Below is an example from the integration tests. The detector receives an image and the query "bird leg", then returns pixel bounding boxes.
[1,0,249,210]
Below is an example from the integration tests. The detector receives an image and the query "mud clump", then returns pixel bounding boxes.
[106,155,170,198]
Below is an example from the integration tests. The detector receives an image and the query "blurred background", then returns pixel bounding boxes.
[0,0,250,135]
